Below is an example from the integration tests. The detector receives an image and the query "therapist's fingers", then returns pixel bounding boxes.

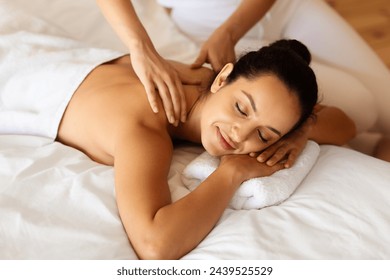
[141,77,160,114]
[191,49,208,69]
[177,80,187,123]
[153,78,176,124]
[208,55,225,73]
[158,67,187,125]
[167,74,187,123]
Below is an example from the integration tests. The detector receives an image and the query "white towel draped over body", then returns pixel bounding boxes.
[182,141,320,210]
[0,2,124,140]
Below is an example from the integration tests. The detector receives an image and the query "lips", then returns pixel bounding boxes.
[216,127,235,151]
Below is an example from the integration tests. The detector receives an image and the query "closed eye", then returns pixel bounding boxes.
[258,130,269,143]
[235,102,247,116]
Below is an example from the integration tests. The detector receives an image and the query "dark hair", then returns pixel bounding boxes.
[226,39,318,132]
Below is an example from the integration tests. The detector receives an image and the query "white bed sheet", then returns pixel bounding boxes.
[1,0,390,259]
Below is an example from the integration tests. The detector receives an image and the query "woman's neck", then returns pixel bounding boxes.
[170,86,208,144]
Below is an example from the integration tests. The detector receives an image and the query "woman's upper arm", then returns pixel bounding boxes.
[113,124,173,238]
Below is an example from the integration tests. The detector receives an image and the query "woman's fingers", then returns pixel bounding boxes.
[254,128,309,168]
[258,143,302,168]
[265,145,289,166]
[256,144,279,163]
[256,142,292,167]
[284,150,298,168]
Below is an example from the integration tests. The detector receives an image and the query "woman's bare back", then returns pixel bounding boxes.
[57,56,207,165]
[57,56,173,164]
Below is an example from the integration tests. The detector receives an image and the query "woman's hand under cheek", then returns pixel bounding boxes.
[251,124,311,168]
[219,154,285,184]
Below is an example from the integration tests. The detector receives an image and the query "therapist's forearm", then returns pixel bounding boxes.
[219,0,276,43]
[96,0,154,50]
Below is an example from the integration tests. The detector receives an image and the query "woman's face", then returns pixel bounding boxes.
[200,64,301,156]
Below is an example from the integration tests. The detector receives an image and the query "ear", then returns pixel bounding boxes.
[210,63,234,93]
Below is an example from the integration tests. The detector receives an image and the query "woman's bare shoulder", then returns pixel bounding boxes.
[168,60,215,85]
[58,56,171,165]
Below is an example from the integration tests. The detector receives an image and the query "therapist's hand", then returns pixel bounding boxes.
[130,43,187,125]
[191,27,236,73]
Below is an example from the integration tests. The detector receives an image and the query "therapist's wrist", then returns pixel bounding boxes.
[127,34,155,54]
[217,24,241,45]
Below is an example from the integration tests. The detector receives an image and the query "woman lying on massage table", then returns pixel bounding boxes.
[97,0,390,162]
[56,39,355,259]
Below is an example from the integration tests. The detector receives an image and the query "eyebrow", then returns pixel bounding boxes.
[242,90,257,112]
[241,90,282,137]
[266,126,282,137]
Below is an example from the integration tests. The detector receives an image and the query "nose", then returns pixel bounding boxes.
[230,122,252,144]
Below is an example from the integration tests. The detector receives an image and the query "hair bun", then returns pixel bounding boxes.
[268,39,311,64]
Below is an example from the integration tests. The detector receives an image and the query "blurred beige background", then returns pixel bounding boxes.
[326,0,390,69]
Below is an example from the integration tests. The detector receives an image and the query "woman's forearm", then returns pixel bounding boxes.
[219,0,276,43]
[114,125,245,260]
[143,167,241,259]
[125,154,281,260]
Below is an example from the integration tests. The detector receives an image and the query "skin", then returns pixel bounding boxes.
[57,55,356,259]
[196,64,300,156]
[191,0,277,71]
[374,136,390,162]
[96,0,198,125]
[96,0,276,123]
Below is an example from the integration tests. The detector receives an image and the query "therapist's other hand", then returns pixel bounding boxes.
[191,27,236,72]
[130,43,187,125]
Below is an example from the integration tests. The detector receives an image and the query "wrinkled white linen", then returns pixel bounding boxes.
[1,0,390,260]
[0,2,123,140]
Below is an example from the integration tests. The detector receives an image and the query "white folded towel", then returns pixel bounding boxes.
[182,141,320,209]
